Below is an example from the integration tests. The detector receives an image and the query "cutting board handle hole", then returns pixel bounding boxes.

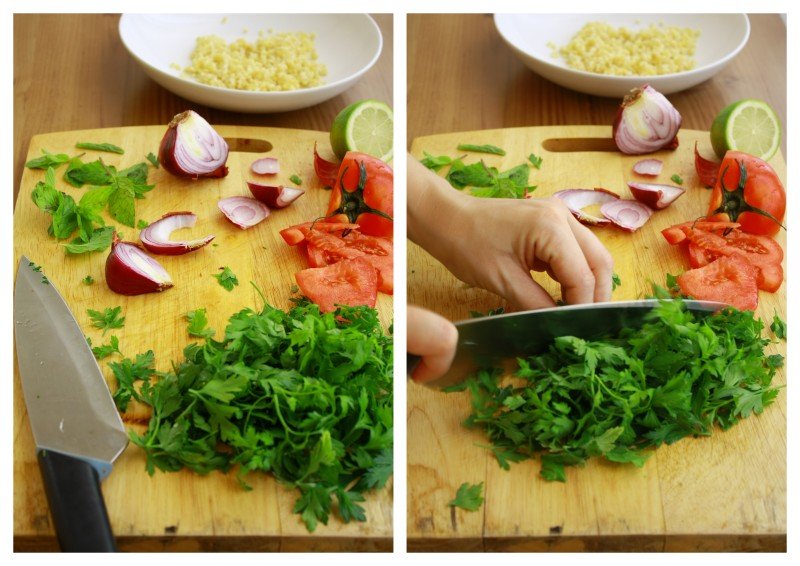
[542,138,619,153]
[224,137,273,153]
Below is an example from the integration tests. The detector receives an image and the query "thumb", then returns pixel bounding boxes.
[407,306,458,383]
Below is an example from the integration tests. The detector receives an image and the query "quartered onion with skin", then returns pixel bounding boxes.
[218,196,269,229]
[140,212,215,255]
[159,110,229,179]
[553,188,620,225]
[627,182,685,210]
[613,85,682,155]
[314,142,340,187]
[106,235,173,295]
[600,199,654,231]
[632,159,663,176]
[247,182,305,209]
[251,157,280,175]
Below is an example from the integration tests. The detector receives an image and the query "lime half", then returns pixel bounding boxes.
[330,100,393,162]
[710,99,781,160]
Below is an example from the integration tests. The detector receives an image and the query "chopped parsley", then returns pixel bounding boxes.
[213,266,239,291]
[289,174,302,186]
[671,173,684,185]
[87,306,126,335]
[448,482,484,511]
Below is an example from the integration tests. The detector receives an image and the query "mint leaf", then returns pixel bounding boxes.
[457,143,506,156]
[64,226,114,254]
[528,153,543,169]
[419,152,454,172]
[25,149,74,170]
[76,142,125,154]
[146,152,160,168]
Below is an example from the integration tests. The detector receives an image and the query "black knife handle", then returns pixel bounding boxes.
[407,353,422,378]
[37,450,117,552]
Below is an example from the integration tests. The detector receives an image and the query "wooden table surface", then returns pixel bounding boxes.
[408,14,786,148]
[407,13,787,552]
[13,13,393,206]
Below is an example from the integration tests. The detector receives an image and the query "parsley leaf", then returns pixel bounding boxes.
[671,173,684,185]
[213,267,239,291]
[87,306,126,335]
[185,308,215,339]
[528,153,543,169]
[289,174,302,186]
[612,273,622,291]
[448,482,484,511]
[91,335,122,360]
[771,312,786,340]
[108,350,155,411]
[76,142,125,154]
[83,275,95,285]
[457,143,506,156]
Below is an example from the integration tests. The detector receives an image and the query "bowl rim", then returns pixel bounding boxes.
[118,13,383,100]
[493,13,750,82]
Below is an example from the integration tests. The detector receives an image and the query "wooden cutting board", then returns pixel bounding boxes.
[407,126,786,552]
[13,125,392,552]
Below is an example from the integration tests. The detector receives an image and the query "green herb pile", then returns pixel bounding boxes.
[111,299,393,532]
[420,150,536,199]
[446,299,782,482]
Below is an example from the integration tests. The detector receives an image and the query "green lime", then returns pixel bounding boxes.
[710,99,781,160]
[330,99,393,162]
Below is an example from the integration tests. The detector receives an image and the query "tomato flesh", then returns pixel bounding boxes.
[327,152,393,238]
[677,255,759,311]
[280,221,360,246]
[295,257,378,313]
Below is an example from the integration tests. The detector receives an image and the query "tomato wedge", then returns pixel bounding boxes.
[677,255,759,311]
[305,230,393,294]
[279,221,359,246]
[295,257,378,313]
[660,220,739,245]
[327,152,393,238]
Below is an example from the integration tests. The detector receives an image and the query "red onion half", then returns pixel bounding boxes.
[159,110,229,179]
[554,189,620,225]
[632,159,663,176]
[140,212,215,255]
[106,235,173,295]
[218,196,269,229]
[600,199,654,231]
[247,182,305,209]
[613,85,682,155]
[627,182,685,210]
[251,157,279,175]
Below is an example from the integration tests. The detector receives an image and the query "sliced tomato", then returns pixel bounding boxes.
[327,152,393,238]
[362,254,393,295]
[661,220,740,245]
[676,255,759,311]
[295,257,378,313]
[305,230,363,267]
[341,232,393,294]
[279,221,360,246]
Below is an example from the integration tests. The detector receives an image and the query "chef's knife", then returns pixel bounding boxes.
[409,299,726,389]
[14,257,128,552]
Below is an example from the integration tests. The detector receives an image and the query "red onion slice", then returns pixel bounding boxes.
[251,157,280,175]
[627,182,685,210]
[632,159,663,176]
[314,142,340,187]
[600,199,654,231]
[106,236,173,295]
[694,142,720,187]
[554,189,620,225]
[613,85,682,155]
[218,196,269,229]
[159,110,229,179]
[140,212,215,255]
[247,182,305,208]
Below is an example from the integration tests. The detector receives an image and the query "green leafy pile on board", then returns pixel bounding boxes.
[445,299,782,482]
[420,150,536,199]
[111,298,393,532]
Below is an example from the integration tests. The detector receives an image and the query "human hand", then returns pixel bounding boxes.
[408,157,614,310]
[407,306,458,383]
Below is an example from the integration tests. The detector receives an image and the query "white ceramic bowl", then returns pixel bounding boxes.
[119,14,382,113]
[494,14,750,98]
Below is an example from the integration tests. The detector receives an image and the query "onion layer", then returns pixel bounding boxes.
[140,212,215,255]
[218,196,269,229]
[106,235,173,295]
[251,157,280,175]
[600,199,654,231]
[159,110,229,179]
[632,158,663,176]
[627,182,685,210]
[314,142,340,187]
[247,182,305,208]
[694,142,719,187]
[554,189,620,225]
[613,85,682,155]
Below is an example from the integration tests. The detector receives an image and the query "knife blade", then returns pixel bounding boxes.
[410,299,726,389]
[14,256,128,552]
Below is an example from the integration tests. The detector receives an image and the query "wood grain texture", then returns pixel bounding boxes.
[407,14,786,152]
[407,126,786,552]
[13,125,392,552]
[13,13,393,205]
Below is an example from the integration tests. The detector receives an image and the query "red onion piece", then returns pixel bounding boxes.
[251,157,280,175]
[554,189,620,225]
[140,212,215,255]
[613,85,682,155]
[159,110,229,179]
[694,142,720,187]
[600,199,654,231]
[106,235,173,295]
[627,182,685,210]
[632,159,663,176]
[218,196,269,229]
[314,142,340,187]
[247,182,305,208]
